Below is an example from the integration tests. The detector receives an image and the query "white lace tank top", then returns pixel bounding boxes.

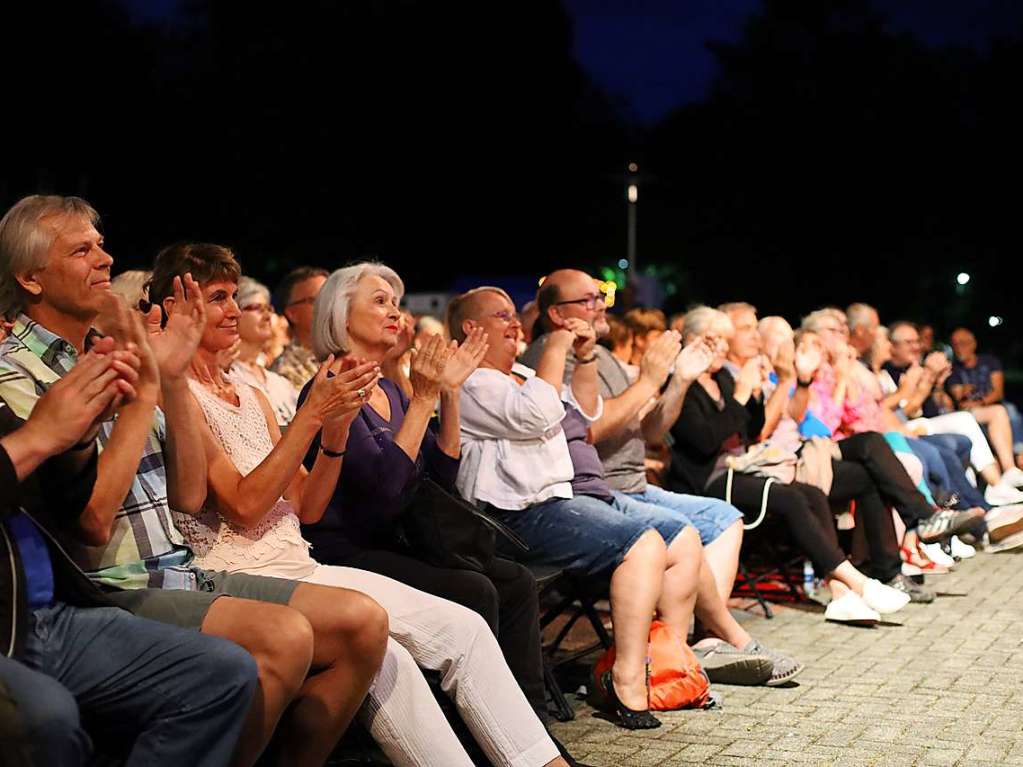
[174,376,316,579]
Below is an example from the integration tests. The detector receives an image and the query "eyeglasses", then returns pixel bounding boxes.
[488,310,518,324]
[242,303,272,314]
[554,294,604,310]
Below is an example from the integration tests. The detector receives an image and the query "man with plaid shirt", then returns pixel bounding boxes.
[0,195,388,765]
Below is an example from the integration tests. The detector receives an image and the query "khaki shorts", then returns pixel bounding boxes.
[105,569,299,630]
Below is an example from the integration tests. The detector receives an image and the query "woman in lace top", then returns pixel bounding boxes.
[150,244,567,767]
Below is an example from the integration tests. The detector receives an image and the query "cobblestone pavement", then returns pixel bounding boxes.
[550,549,1023,766]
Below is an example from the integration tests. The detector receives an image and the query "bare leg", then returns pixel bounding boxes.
[828,560,868,595]
[980,462,1003,486]
[200,598,314,767]
[701,519,743,602]
[655,527,702,642]
[609,529,666,711]
[973,405,1016,472]
[692,557,752,648]
[281,583,390,767]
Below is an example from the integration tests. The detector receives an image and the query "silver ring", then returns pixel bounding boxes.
[357,388,366,399]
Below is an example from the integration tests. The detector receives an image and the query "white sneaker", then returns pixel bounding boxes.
[901,561,925,577]
[984,483,1023,506]
[949,536,976,559]
[920,542,957,568]
[861,578,911,614]
[1000,467,1023,488]
[824,592,880,624]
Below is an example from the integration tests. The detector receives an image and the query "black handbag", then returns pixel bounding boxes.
[400,476,529,574]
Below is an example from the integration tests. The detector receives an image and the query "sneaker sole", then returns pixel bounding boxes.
[702,656,774,686]
[919,510,985,544]
[825,617,879,626]
[990,515,1023,544]
[765,662,806,687]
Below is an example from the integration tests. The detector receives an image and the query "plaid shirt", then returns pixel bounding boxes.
[0,315,195,590]
[269,340,319,389]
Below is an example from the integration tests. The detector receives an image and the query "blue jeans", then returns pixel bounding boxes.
[1,602,257,766]
[624,484,742,546]
[909,436,990,511]
[493,492,690,576]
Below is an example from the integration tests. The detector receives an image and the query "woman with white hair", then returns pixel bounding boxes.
[667,306,911,624]
[297,263,587,764]
[150,248,569,767]
[230,275,299,426]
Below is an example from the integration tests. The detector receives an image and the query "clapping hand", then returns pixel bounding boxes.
[674,337,715,383]
[409,334,454,402]
[794,343,822,382]
[147,274,207,383]
[562,317,597,361]
[439,327,489,391]
[640,330,683,389]
[303,355,380,428]
[27,336,141,454]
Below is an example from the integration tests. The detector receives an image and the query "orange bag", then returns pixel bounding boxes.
[592,620,711,711]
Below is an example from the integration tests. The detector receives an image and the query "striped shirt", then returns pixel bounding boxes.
[0,315,196,590]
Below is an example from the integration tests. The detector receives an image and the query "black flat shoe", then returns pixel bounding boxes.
[600,671,661,730]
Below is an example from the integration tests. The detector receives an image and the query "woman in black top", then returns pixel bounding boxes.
[668,307,911,624]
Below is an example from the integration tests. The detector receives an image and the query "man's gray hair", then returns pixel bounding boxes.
[0,195,99,320]
[718,301,757,317]
[681,305,731,343]
[846,302,877,331]
[311,262,404,360]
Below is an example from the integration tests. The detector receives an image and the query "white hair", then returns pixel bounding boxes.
[846,302,877,331]
[682,305,732,343]
[312,262,404,360]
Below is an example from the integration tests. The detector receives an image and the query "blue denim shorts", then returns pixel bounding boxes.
[623,485,742,546]
[492,492,690,576]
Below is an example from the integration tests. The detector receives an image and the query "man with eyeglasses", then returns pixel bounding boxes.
[269,266,328,388]
[520,270,801,687]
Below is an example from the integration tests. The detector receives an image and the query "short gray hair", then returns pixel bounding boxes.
[237,276,271,308]
[801,308,846,333]
[312,262,404,360]
[0,195,100,320]
[718,301,757,317]
[681,305,732,343]
[110,269,151,311]
[846,302,877,331]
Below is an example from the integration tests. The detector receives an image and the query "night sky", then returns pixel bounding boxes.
[7,0,1023,361]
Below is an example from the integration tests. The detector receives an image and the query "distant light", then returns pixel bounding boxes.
[628,162,638,173]
[989,315,1004,327]
[627,184,638,203]
[618,258,629,269]
[956,272,971,286]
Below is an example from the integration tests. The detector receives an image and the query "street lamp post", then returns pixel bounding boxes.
[626,162,638,273]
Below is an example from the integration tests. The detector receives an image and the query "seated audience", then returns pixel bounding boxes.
[109,268,151,312]
[883,321,1023,505]
[949,326,1023,469]
[149,247,568,767]
[600,314,635,370]
[0,196,391,767]
[519,272,798,684]
[454,285,800,723]
[724,304,932,602]
[294,263,585,762]
[668,306,940,624]
[231,276,298,427]
[0,335,258,767]
[270,266,328,388]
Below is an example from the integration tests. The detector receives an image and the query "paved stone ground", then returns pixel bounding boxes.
[550,549,1023,766]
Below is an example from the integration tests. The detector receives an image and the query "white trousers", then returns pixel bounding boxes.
[300,564,558,767]
[909,411,997,473]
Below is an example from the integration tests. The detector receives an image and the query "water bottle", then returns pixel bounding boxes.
[802,559,814,595]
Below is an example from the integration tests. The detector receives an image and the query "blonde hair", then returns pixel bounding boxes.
[110,269,152,311]
[445,286,514,342]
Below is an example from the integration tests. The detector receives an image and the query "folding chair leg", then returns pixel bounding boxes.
[738,560,773,619]
[543,655,576,722]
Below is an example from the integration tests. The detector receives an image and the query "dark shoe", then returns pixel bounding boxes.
[918,508,986,544]
[599,670,661,730]
[885,573,935,603]
[549,733,595,767]
[692,639,773,686]
[741,639,805,686]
